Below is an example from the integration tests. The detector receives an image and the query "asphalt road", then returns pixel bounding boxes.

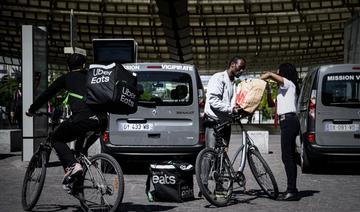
[1,134,360,212]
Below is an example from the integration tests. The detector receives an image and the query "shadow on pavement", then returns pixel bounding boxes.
[230,195,259,205]
[120,202,176,211]
[119,160,150,175]
[311,160,360,175]
[0,153,18,160]
[297,190,320,199]
[202,195,258,208]
[31,204,81,212]
[200,189,259,208]
[117,156,195,175]
[235,189,320,201]
[240,189,270,198]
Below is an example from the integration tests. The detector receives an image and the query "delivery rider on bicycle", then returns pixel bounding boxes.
[26,53,108,188]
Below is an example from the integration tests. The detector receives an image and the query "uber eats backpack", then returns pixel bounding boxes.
[65,63,138,114]
[145,161,194,202]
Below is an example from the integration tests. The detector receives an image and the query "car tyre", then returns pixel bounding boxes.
[301,142,312,173]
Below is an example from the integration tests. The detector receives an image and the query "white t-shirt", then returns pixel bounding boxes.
[277,78,297,115]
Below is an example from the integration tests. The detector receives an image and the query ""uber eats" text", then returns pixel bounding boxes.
[91,68,112,84]
[152,174,176,184]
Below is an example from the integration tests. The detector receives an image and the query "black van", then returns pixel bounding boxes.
[297,64,360,172]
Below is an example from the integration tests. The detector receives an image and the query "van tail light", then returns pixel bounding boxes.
[309,90,316,119]
[352,67,360,70]
[198,88,205,110]
[307,89,316,143]
[199,133,205,144]
[307,132,315,143]
[102,131,109,143]
[199,99,205,109]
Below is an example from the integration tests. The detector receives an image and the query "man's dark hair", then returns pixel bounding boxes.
[227,56,246,69]
[67,53,86,71]
[278,63,300,95]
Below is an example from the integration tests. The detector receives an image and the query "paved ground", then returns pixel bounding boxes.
[1,134,360,212]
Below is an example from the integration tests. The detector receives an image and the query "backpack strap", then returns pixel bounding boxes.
[145,168,154,202]
[62,91,84,105]
[145,168,155,202]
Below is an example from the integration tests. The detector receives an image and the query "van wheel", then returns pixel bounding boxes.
[301,143,312,173]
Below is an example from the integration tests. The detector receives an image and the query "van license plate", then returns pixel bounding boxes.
[326,124,359,132]
[120,123,153,131]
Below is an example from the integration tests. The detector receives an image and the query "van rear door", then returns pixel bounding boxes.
[316,65,360,146]
[109,67,200,147]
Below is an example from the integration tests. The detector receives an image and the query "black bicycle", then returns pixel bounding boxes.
[21,112,124,212]
[196,114,279,207]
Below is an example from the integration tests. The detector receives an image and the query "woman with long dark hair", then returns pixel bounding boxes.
[261,63,300,201]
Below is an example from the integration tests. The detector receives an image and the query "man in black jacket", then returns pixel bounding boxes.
[26,53,107,185]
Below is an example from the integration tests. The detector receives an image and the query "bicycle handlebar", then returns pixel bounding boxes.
[213,110,252,133]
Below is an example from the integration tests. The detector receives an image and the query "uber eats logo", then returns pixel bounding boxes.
[91,68,112,84]
[120,86,136,107]
[152,173,176,185]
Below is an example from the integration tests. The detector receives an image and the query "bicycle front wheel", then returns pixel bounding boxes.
[247,149,279,199]
[21,151,47,211]
[195,148,233,207]
[80,153,124,212]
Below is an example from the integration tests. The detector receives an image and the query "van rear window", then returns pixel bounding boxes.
[322,73,360,107]
[136,71,193,106]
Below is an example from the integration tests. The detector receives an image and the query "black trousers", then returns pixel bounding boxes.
[52,115,107,168]
[280,114,300,193]
[205,124,231,148]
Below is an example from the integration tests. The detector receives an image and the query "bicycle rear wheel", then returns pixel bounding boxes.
[195,148,233,207]
[247,148,279,199]
[21,151,47,211]
[80,153,124,212]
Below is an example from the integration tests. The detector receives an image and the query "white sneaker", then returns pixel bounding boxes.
[62,184,72,194]
[62,163,83,184]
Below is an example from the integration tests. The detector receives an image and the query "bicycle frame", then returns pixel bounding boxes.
[211,115,256,182]
[230,132,247,172]
[231,119,257,173]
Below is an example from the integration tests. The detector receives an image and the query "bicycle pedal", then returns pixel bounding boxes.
[62,170,83,184]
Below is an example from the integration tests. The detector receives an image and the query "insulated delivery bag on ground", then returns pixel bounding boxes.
[145,161,194,202]
[236,79,266,113]
[68,62,138,114]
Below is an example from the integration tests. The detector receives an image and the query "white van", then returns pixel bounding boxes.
[101,63,205,161]
[297,64,360,172]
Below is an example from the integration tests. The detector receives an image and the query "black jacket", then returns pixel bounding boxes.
[29,69,100,119]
